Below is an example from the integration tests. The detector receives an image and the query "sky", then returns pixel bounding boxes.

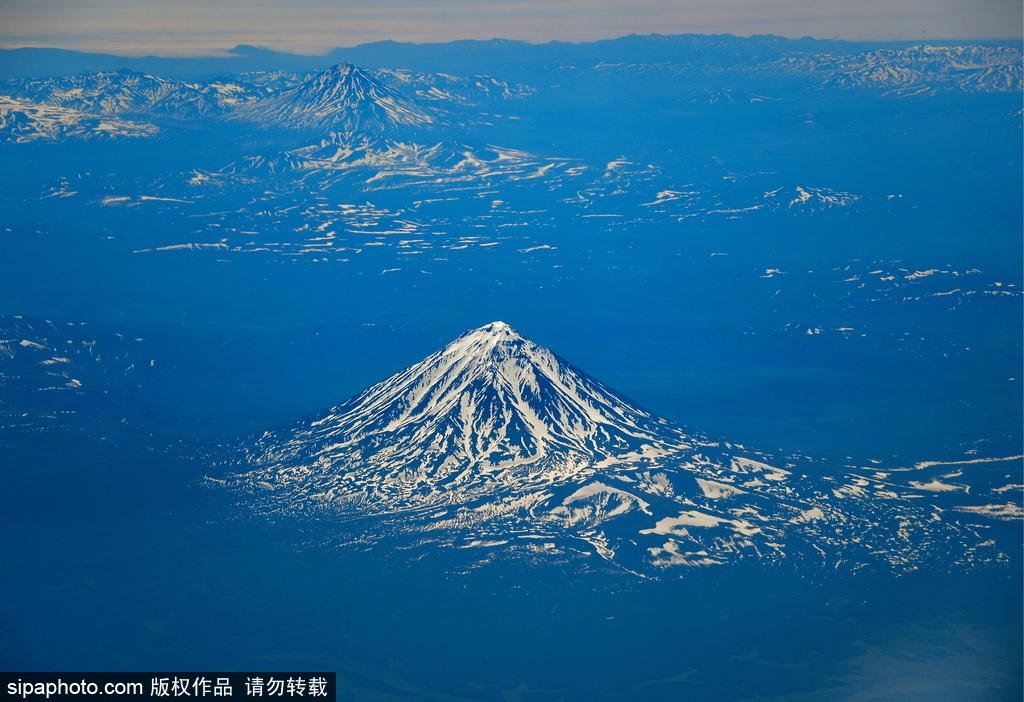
[0,0,1020,56]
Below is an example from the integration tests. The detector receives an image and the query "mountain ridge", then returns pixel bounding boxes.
[2,35,1020,83]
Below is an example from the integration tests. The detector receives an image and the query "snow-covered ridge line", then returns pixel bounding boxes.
[0,95,158,143]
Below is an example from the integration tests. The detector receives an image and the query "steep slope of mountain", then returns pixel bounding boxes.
[234,63,438,132]
[0,96,158,142]
[246,322,684,500]
[227,323,1020,577]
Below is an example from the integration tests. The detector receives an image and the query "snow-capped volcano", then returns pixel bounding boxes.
[250,322,684,502]
[229,323,1017,576]
[236,63,437,132]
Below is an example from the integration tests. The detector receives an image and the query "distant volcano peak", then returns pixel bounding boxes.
[236,61,437,132]
[310,63,374,89]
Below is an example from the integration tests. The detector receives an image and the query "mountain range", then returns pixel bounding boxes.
[770,44,1023,96]
[0,62,531,141]
[0,34,1017,80]
[0,95,158,143]
[0,38,1019,143]
[2,69,253,120]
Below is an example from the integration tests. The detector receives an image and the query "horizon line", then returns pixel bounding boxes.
[0,31,1022,59]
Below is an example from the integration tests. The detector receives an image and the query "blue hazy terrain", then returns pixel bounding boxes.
[0,34,1021,700]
